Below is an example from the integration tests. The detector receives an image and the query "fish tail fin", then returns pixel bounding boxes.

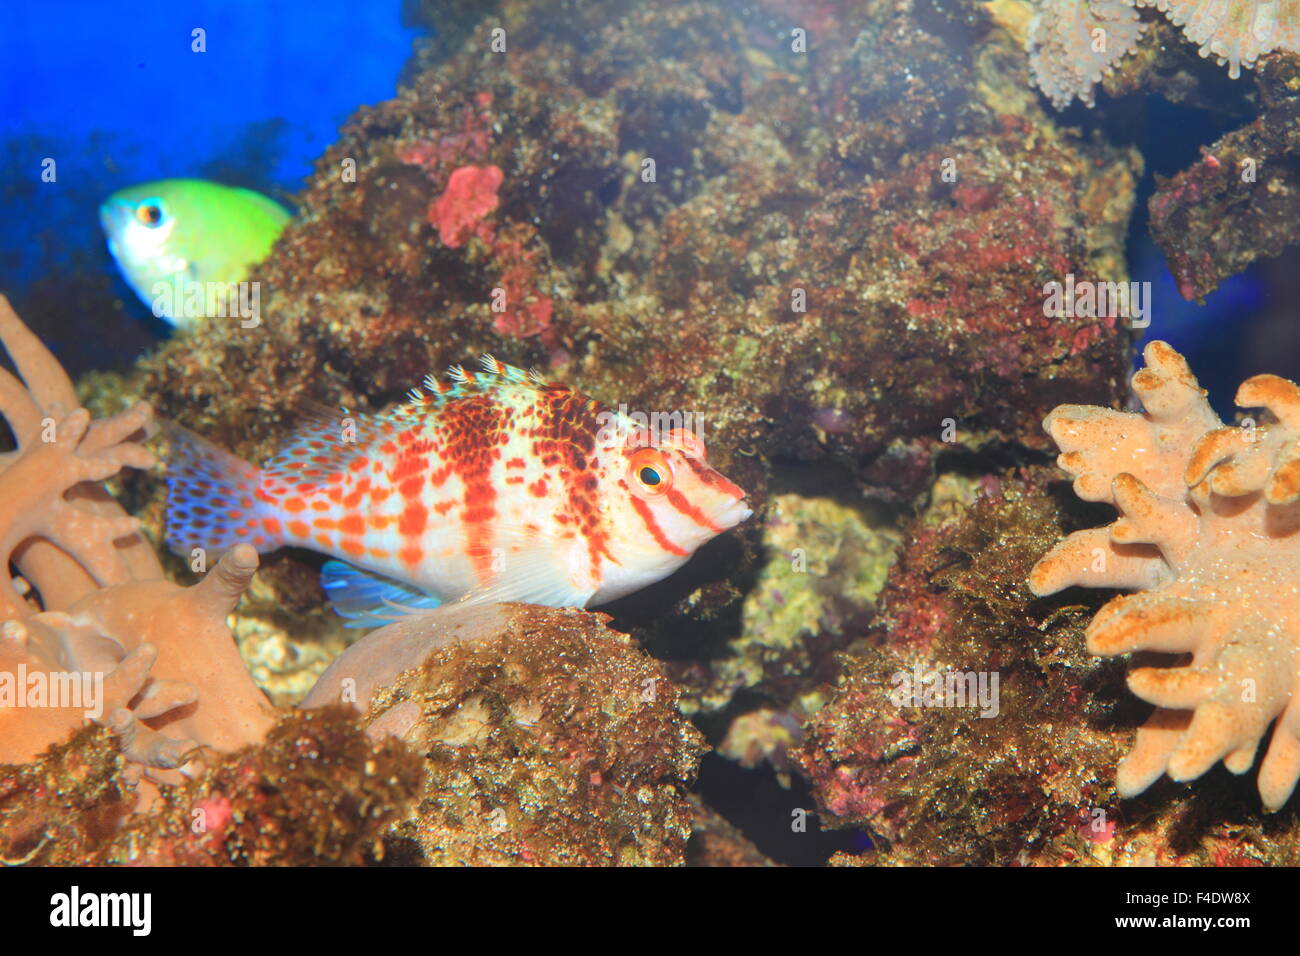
[162,422,280,558]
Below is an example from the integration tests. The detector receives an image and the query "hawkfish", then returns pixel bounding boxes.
[164,357,751,626]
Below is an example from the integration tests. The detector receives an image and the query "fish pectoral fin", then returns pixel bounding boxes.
[320,560,443,629]
[454,542,596,610]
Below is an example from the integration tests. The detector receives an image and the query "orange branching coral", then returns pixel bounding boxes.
[0,296,274,805]
[1030,341,1300,810]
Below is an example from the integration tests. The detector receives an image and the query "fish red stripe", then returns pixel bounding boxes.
[534,389,612,584]
[681,454,745,499]
[440,394,505,582]
[666,487,723,533]
[630,495,689,556]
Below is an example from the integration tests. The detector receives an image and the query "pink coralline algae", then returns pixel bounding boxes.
[429,164,504,248]
[395,93,494,179]
[393,96,554,342]
[1030,341,1300,810]
[403,144,553,341]
[488,222,555,340]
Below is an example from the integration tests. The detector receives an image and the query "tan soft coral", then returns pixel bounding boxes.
[1030,341,1300,810]
[0,613,191,768]
[50,544,277,795]
[0,296,161,617]
[0,295,273,801]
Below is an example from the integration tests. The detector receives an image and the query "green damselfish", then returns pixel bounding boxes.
[100,178,290,327]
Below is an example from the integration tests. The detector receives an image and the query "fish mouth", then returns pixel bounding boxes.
[716,498,753,530]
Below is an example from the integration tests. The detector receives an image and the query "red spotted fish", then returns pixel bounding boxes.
[164,357,751,625]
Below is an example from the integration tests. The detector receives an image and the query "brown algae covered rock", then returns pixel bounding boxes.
[1150,53,1300,300]
[796,462,1300,864]
[669,487,900,717]
[107,708,422,866]
[795,467,1132,864]
[0,726,135,866]
[136,0,1136,599]
[317,603,705,866]
[1,707,422,866]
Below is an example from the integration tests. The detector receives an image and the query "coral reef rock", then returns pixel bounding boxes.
[308,602,705,865]
[108,708,422,866]
[1148,54,1300,300]
[0,725,134,865]
[675,489,898,715]
[795,468,1127,865]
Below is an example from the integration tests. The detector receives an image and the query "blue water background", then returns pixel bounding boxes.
[1,0,422,365]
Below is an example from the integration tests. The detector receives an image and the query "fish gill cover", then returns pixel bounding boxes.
[0,0,1299,879]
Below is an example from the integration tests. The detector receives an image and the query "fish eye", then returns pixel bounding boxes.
[629,447,672,496]
[135,201,164,227]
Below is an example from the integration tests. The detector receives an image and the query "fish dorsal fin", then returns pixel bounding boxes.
[391,354,562,418]
[473,353,547,385]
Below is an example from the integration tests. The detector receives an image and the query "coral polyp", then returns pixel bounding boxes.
[1030,341,1300,810]
[1027,0,1146,109]
[1027,0,1300,108]
[1140,0,1300,79]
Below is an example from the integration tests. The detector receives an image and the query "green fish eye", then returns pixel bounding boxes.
[135,198,165,227]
